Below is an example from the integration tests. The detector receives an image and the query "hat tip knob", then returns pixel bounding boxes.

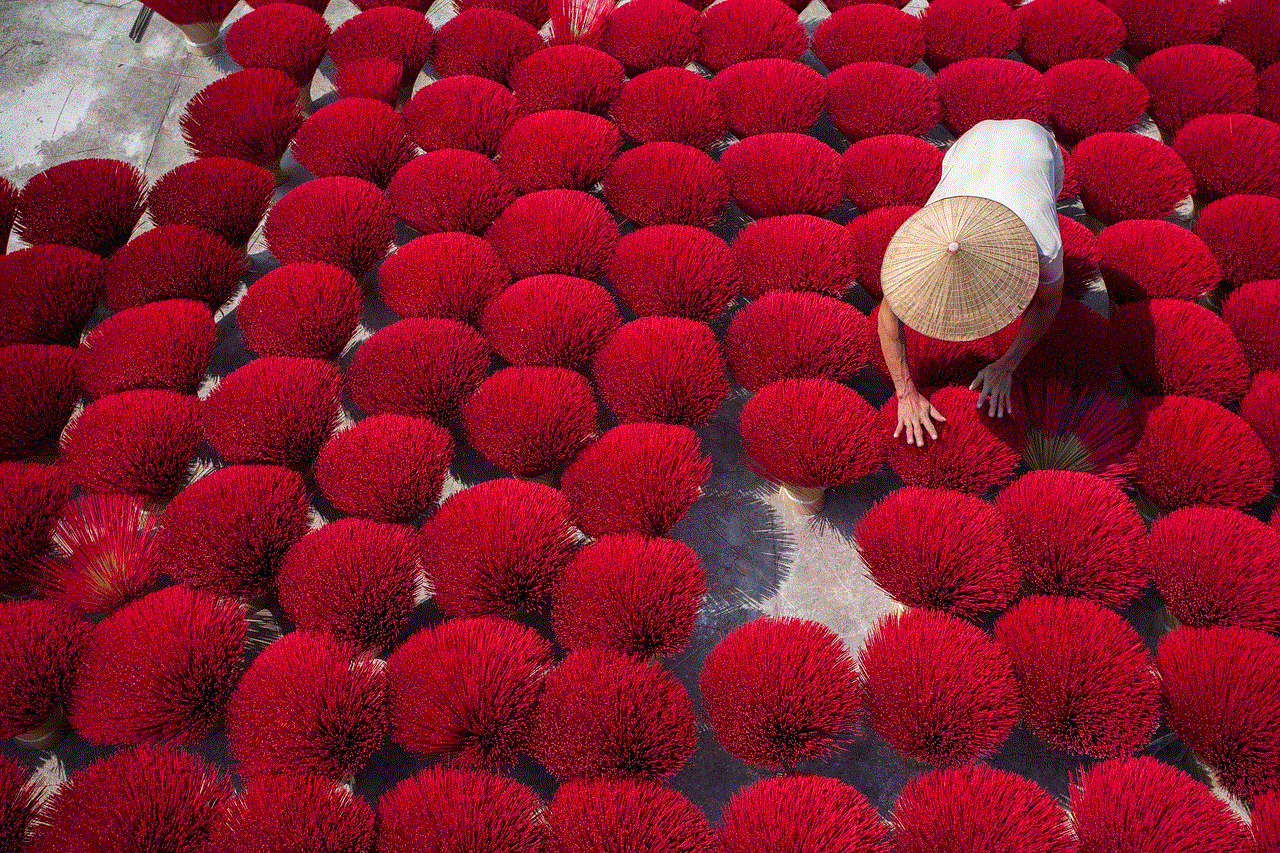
[947,241,960,253]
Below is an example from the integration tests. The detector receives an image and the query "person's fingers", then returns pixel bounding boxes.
[968,376,981,391]
[911,420,922,447]
[988,393,998,418]
[893,421,903,439]
[931,407,947,423]
[924,416,939,441]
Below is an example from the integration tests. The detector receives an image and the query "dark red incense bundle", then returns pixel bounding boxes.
[238,263,362,361]
[461,366,598,479]
[347,318,491,422]
[532,648,697,780]
[0,463,68,594]
[79,300,214,399]
[593,316,728,426]
[0,755,38,850]
[226,631,386,781]
[60,389,201,501]
[225,3,330,101]
[701,617,859,770]
[389,149,517,235]
[210,775,375,853]
[0,177,16,253]
[1017,0,1125,70]
[841,135,942,212]
[1175,113,1280,200]
[329,6,433,90]
[146,157,275,250]
[993,595,1160,758]
[458,0,549,30]
[1044,59,1149,144]
[510,45,623,114]
[0,600,88,742]
[1195,194,1280,287]
[419,479,578,616]
[29,746,231,852]
[1098,219,1220,302]
[401,75,520,155]
[69,585,245,745]
[1112,299,1251,404]
[104,224,246,311]
[377,766,544,853]
[861,609,1018,766]
[1255,791,1280,853]
[697,0,806,72]
[849,208,919,300]
[734,214,857,298]
[601,142,729,228]
[920,0,1021,69]
[934,57,1049,136]
[1242,370,1280,482]
[181,69,302,172]
[431,8,541,83]
[15,158,145,256]
[856,486,1019,617]
[609,67,727,150]
[0,245,103,346]
[385,616,552,766]
[725,292,870,392]
[1055,215,1100,298]
[711,59,825,137]
[378,233,513,324]
[291,98,415,188]
[560,422,710,538]
[485,189,618,279]
[545,778,714,853]
[1104,0,1223,57]
[1223,279,1280,372]
[812,5,924,71]
[314,414,453,523]
[893,765,1075,853]
[825,62,940,142]
[496,109,621,194]
[1137,44,1258,136]
[334,56,401,105]
[607,225,737,320]
[1220,0,1278,69]
[599,0,699,75]
[155,464,310,603]
[264,176,394,277]
[881,386,1020,494]
[0,345,79,462]
[719,775,887,853]
[719,133,843,218]
[479,275,621,370]
[1073,131,1194,222]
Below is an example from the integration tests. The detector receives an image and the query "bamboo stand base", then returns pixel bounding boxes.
[13,706,69,751]
[176,22,223,57]
[779,483,826,516]
[517,471,555,486]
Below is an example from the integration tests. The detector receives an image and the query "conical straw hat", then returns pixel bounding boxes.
[880,196,1039,342]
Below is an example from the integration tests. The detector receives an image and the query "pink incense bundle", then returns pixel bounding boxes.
[0,600,88,746]
[1220,0,1278,69]
[856,486,1019,617]
[347,318,491,422]
[201,356,341,468]
[994,595,1160,758]
[1112,299,1251,404]
[431,8,542,83]
[0,755,38,847]
[719,133,843,218]
[103,224,246,311]
[314,414,453,523]
[1148,506,1280,631]
[485,189,618,279]
[1073,132,1194,223]
[711,59,825,137]
[0,463,68,594]
[1242,370,1280,482]
[329,6,434,93]
[861,609,1019,766]
[210,775,375,853]
[531,648,697,780]
[599,0,700,75]
[69,585,245,745]
[601,142,729,228]
[0,245,103,347]
[0,177,16,253]
[593,316,728,427]
[1196,194,1280,287]
[849,209,918,300]
[226,631,386,782]
[934,58,1049,136]
[385,617,552,766]
[238,263,362,361]
[701,617,859,771]
[389,150,517,235]
[1137,45,1258,137]
[155,464,310,603]
[379,233,513,324]
[812,5,924,71]
[719,775,888,853]
[920,0,1021,69]
[146,157,275,250]
[841,135,943,212]
[544,778,714,853]
[1174,113,1280,200]
[1104,0,1223,57]
[609,67,727,150]
[740,379,884,514]
[1017,381,1135,484]
[60,389,201,502]
[826,62,940,142]
[479,275,621,371]
[1223,279,1280,372]
[225,3,330,109]
[1070,756,1254,853]
[1098,219,1220,302]
[496,109,621,194]
[1017,0,1125,70]
[0,345,79,462]
[559,422,710,538]
[15,159,145,256]
[377,767,544,853]
[264,176,394,277]
[552,534,705,658]
[997,470,1147,605]
[1044,59,1149,144]
[892,764,1075,853]
[461,365,598,480]
[334,56,402,105]
[607,225,738,320]
[697,0,806,72]
[291,98,416,188]
[29,747,231,852]
[419,479,578,617]
[401,76,521,155]
[725,291,870,392]
[510,46,623,114]
[181,69,302,174]
[734,214,857,298]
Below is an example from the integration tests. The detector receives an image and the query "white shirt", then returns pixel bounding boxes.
[926,119,1065,286]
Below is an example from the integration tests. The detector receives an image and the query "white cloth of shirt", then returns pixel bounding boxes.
[926,119,1065,286]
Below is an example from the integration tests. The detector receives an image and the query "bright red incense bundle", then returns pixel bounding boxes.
[1174,112,1280,200]
[1112,298,1251,404]
[0,245,103,346]
[1222,279,1280,372]
[1103,0,1223,57]
[601,142,729,228]
[389,149,517,235]
[431,8,541,83]
[725,291,871,392]
[496,109,621,194]
[826,61,940,142]
[291,98,416,188]
[225,3,330,92]
[264,176,394,276]
[1044,59,1150,144]
[1056,215,1100,298]
[0,755,38,851]
[510,45,624,113]
[609,67,726,150]
[544,778,715,853]
[401,75,521,155]
[0,344,79,462]
[812,5,924,71]
[697,0,806,72]
[1017,0,1125,70]
[210,775,375,853]
[459,0,547,21]
[719,133,843,218]
[593,316,728,426]
[1219,0,1278,69]
[378,233,512,325]
[734,214,858,298]
[606,225,738,320]
[1195,194,1280,287]
[1073,131,1194,222]
[934,57,1049,136]
[841,135,942,212]
[1137,44,1258,136]
[921,0,1021,69]
[599,0,699,75]
[15,158,145,256]
[181,69,302,171]
[850,208,919,300]
[479,274,621,370]
[719,775,888,853]
[1254,790,1280,853]
[711,59,825,137]
[334,56,402,105]
[1098,219,1220,302]
[0,463,68,594]
[146,157,275,250]
[1242,370,1280,482]
[79,300,215,399]
[377,766,543,853]
[37,493,160,615]
[237,262,362,361]
[104,224,246,311]
[0,600,88,740]
[329,6,433,90]
[485,189,618,279]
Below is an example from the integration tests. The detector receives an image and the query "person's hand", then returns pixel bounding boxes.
[894,390,947,447]
[970,361,1015,418]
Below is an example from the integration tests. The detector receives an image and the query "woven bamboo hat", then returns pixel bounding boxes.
[880,196,1039,342]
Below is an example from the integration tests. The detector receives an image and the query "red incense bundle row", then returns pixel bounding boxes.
[485,189,618,280]
[719,133,843,219]
[1017,0,1125,70]
[182,69,302,176]
[432,8,541,84]
[545,778,714,853]
[1112,299,1251,405]
[0,345,79,463]
[1175,113,1280,200]
[1136,44,1258,136]
[389,150,516,236]
[80,300,216,399]
[1073,131,1194,223]
[1196,194,1280,288]
[1222,279,1280,372]
[0,463,69,594]
[935,57,1048,137]
[377,766,543,853]
[735,214,858,298]
[498,109,621,194]
[826,62,939,142]
[225,3,330,111]
[510,45,623,114]
[601,142,729,228]
[697,0,806,72]
[1098,218,1220,302]
[719,775,887,853]
[147,157,274,250]
[263,176,395,277]
[0,600,88,744]
[1103,0,1222,57]
[841,135,943,212]
[210,775,375,853]
[921,0,1021,70]
[599,0,699,76]
[330,6,433,96]
[291,98,415,188]
[593,316,728,427]
[401,75,520,156]
[726,291,870,392]
[104,224,246,311]
[0,245,103,347]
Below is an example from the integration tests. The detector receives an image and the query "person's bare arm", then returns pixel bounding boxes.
[970,274,1064,417]
[877,300,946,446]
